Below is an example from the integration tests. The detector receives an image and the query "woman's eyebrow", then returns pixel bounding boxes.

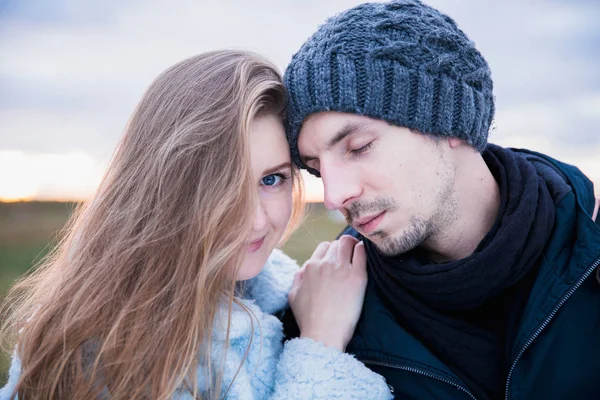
[262,162,291,176]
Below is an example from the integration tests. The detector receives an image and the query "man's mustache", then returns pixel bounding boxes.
[344,197,397,225]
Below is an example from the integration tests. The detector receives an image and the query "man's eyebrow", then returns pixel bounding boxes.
[301,121,370,165]
[262,162,291,176]
[327,121,369,150]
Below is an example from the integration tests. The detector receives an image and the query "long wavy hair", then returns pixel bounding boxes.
[1,50,303,399]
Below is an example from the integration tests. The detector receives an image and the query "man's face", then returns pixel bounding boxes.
[298,112,458,256]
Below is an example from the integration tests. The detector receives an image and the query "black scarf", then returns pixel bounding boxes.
[366,144,556,400]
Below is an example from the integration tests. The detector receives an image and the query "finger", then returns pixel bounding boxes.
[311,241,331,259]
[351,241,367,272]
[299,260,308,272]
[338,235,359,266]
[296,263,306,281]
[292,268,304,288]
[323,240,340,264]
[339,234,359,247]
[288,270,303,303]
[288,286,297,303]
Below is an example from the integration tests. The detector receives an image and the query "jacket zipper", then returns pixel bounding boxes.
[361,359,477,400]
[505,257,600,400]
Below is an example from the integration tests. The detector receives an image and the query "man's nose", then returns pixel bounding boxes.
[321,163,361,210]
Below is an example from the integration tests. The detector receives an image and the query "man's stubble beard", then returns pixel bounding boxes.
[368,178,458,257]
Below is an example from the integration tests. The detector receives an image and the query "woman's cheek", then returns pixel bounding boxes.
[264,186,293,230]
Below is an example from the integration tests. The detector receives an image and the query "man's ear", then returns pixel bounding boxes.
[448,137,463,149]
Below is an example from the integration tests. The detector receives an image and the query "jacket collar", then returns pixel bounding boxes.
[508,148,600,356]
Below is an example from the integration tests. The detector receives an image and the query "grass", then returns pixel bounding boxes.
[0,201,345,386]
[0,242,54,387]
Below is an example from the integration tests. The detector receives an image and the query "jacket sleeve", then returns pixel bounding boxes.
[0,350,21,400]
[271,337,393,400]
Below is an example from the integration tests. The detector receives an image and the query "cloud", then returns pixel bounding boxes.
[0,0,127,26]
[494,93,600,153]
[0,108,126,156]
[0,150,105,201]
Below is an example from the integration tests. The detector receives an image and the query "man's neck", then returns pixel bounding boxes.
[422,153,501,263]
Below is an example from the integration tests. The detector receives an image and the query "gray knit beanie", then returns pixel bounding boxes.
[284,0,494,176]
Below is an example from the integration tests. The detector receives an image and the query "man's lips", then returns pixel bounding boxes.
[354,211,386,234]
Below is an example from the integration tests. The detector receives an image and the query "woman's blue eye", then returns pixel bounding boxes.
[261,174,281,186]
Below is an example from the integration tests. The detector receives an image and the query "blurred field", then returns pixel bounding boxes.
[0,201,345,385]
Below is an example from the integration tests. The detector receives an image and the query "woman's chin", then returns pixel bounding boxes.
[236,249,272,281]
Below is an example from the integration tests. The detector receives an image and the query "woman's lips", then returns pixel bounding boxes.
[248,236,265,253]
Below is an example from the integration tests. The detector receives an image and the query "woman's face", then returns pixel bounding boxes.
[236,114,294,281]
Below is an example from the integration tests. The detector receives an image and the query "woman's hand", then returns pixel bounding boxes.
[288,235,367,352]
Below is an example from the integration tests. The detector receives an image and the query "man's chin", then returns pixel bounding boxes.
[370,232,421,257]
[362,231,388,250]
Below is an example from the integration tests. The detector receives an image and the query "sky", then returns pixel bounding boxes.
[0,0,599,201]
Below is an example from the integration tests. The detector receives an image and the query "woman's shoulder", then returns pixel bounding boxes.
[0,349,22,400]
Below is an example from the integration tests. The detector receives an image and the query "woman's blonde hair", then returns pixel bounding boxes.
[1,50,303,399]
